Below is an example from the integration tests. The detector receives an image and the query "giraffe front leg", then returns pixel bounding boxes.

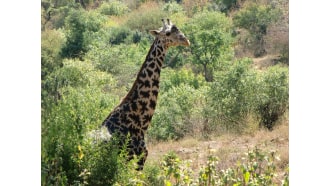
[130,134,148,171]
[137,142,148,171]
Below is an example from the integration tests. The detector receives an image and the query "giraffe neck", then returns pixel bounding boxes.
[121,38,166,122]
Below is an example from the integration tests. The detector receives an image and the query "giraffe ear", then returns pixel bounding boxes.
[149,30,160,36]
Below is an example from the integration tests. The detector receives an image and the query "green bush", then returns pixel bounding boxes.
[41,29,66,79]
[161,68,206,91]
[42,85,120,185]
[61,9,105,58]
[82,135,143,186]
[161,151,194,185]
[143,148,287,185]
[183,10,234,81]
[142,164,163,185]
[97,1,130,16]
[108,26,133,45]
[150,83,208,141]
[207,58,258,132]
[86,43,146,88]
[162,1,184,14]
[42,59,119,185]
[256,65,289,130]
[233,3,282,57]
[42,59,117,105]
[125,7,166,32]
[217,148,281,185]
[213,0,239,13]
[207,59,288,132]
[41,1,73,30]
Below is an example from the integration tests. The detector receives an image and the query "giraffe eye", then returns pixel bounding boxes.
[165,32,171,36]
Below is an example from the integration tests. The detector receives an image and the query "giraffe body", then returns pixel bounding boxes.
[102,19,190,170]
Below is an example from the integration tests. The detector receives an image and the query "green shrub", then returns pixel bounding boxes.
[212,0,240,13]
[150,83,208,141]
[108,26,133,45]
[161,68,206,91]
[41,29,66,79]
[125,6,166,32]
[97,1,130,16]
[162,1,184,14]
[145,148,287,185]
[82,135,143,186]
[161,151,194,185]
[217,148,281,185]
[233,3,282,57]
[207,58,258,133]
[142,164,163,185]
[86,43,146,88]
[61,9,105,58]
[183,10,234,81]
[256,65,289,130]
[207,59,288,132]
[42,59,119,185]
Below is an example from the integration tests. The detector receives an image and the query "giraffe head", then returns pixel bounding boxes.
[149,19,190,48]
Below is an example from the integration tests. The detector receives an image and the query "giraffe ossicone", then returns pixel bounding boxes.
[102,19,190,170]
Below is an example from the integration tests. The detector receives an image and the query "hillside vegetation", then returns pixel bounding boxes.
[41,0,289,185]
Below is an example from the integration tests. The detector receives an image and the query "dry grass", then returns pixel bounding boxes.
[146,118,289,183]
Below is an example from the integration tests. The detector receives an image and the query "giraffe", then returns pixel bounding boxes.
[101,19,190,170]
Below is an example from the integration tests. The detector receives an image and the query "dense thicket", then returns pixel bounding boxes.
[41,0,288,185]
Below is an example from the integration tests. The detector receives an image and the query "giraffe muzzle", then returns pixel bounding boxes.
[184,39,190,46]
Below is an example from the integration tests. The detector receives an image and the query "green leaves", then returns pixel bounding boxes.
[184,11,234,81]
[61,8,106,58]
[207,59,288,132]
[97,1,130,16]
[233,3,282,56]
[156,148,285,186]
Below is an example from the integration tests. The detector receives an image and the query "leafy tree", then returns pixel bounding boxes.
[184,11,234,81]
[41,0,81,30]
[41,29,66,80]
[61,8,105,59]
[233,3,282,57]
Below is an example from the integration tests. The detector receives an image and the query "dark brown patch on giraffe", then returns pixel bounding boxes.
[155,66,161,74]
[149,99,156,109]
[139,71,147,78]
[149,62,155,69]
[129,113,140,125]
[138,100,148,113]
[159,56,164,62]
[123,103,130,112]
[144,79,151,88]
[152,79,159,87]
[140,90,150,98]
[156,58,162,67]
[142,114,152,123]
[132,89,139,100]
[131,101,138,111]
[152,90,158,97]
[146,68,153,77]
